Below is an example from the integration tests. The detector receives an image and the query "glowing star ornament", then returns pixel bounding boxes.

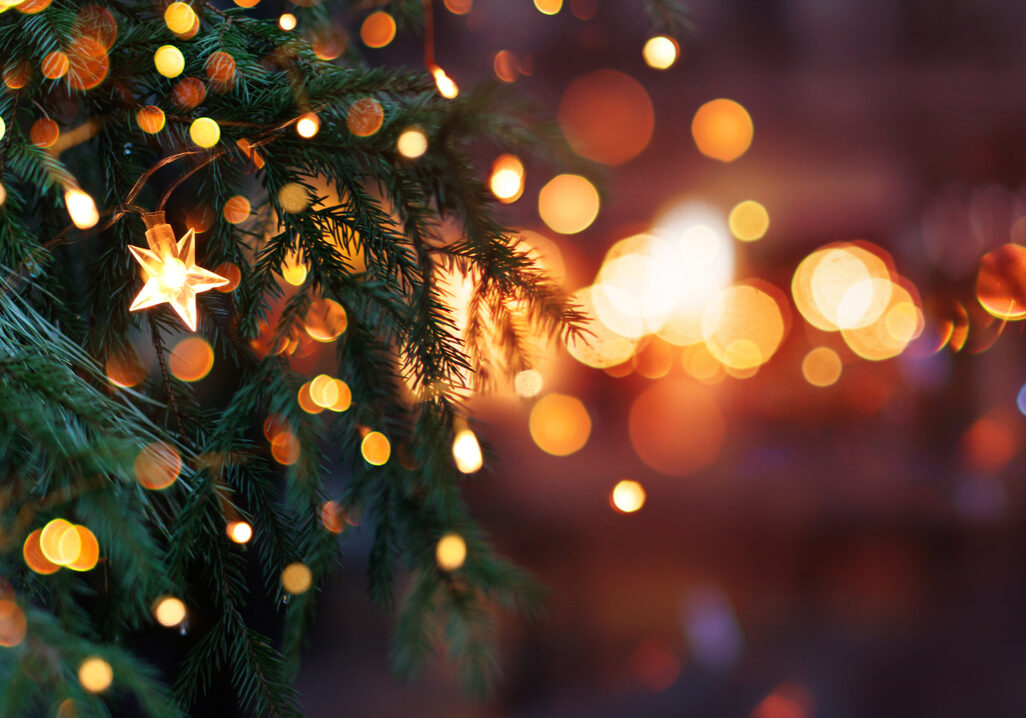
[128,213,228,331]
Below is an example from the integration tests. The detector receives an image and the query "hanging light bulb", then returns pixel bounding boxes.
[430,65,459,99]
[65,189,99,229]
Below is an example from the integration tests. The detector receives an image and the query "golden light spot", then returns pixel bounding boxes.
[559,70,654,166]
[278,183,309,213]
[281,562,312,594]
[976,244,1026,320]
[189,117,220,148]
[792,243,893,332]
[163,2,196,35]
[105,351,146,388]
[227,520,252,544]
[57,525,81,566]
[312,30,345,60]
[802,346,842,387]
[538,174,600,234]
[136,105,165,134]
[78,657,113,694]
[435,533,467,570]
[41,51,69,80]
[65,34,110,91]
[39,519,74,565]
[134,441,181,490]
[278,13,296,30]
[67,525,98,571]
[297,381,323,415]
[514,369,543,398]
[610,479,646,513]
[444,0,472,13]
[16,0,51,14]
[728,200,769,242]
[3,61,32,90]
[56,699,75,718]
[29,117,59,148]
[222,195,250,224]
[629,380,724,475]
[490,154,525,203]
[309,374,340,408]
[841,281,922,361]
[431,66,459,99]
[565,287,638,368]
[328,380,351,412]
[397,127,428,158]
[452,429,483,473]
[304,298,347,341]
[691,98,753,162]
[23,528,60,575]
[702,283,786,370]
[281,251,307,285]
[346,97,384,137]
[154,45,185,78]
[634,337,673,379]
[153,596,186,627]
[590,235,683,339]
[361,431,391,465]
[529,393,591,456]
[170,77,205,111]
[643,36,678,69]
[295,112,320,138]
[169,336,214,382]
[360,11,396,48]
[0,602,27,648]
[234,0,259,7]
[205,51,235,90]
[534,0,562,14]
[211,262,240,292]
[271,431,300,465]
[493,50,518,83]
[65,189,99,230]
[320,501,347,533]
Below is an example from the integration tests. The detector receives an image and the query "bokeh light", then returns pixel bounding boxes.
[78,657,113,693]
[65,189,99,230]
[0,601,26,647]
[691,98,753,162]
[529,393,591,456]
[134,441,181,490]
[153,596,186,627]
[271,431,300,465]
[169,336,214,382]
[67,525,99,571]
[841,280,923,361]
[629,380,725,475]
[278,184,309,214]
[23,528,60,574]
[538,174,600,234]
[347,97,384,137]
[610,480,646,513]
[728,200,769,242]
[452,429,483,473]
[431,66,459,99]
[701,282,786,370]
[490,154,525,203]
[154,45,184,78]
[643,36,679,69]
[282,562,313,594]
[295,112,320,139]
[304,298,347,341]
[534,0,562,15]
[136,105,165,134]
[278,13,296,31]
[444,0,472,13]
[361,431,391,465]
[976,243,1026,320]
[105,351,146,387]
[792,243,894,332]
[189,117,220,148]
[360,11,396,48]
[397,127,428,158]
[514,369,544,397]
[565,287,638,368]
[558,70,654,166]
[163,2,196,35]
[41,51,69,80]
[435,533,467,570]
[227,520,252,544]
[205,51,236,90]
[802,346,842,387]
[30,118,59,148]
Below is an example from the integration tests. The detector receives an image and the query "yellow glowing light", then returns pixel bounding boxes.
[514,369,543,398]
[64,189,99,230]
[78,657,113,694]
[281,562,312,594]
[304,298,348,341]
[564,287,638,368]
[295,112,320,138]
[23,528,60,575]
[452,429,483,473]
[227,520,252,544]
[976,244,1026,320]
[136,106,165,134]
[67,525,99,571]
[490,169,523,202]
[435,533,467,571]
[271,431,300,465]
[128,223,229,331]
[57,525,81,566]
[164,2,197,35]
[0,601,26,648]
[281,251,307,285]
[444,0,472,13]
[223,195,251,224]
[534,0,562,14]
[39,519,74,565]
[431,66,459,99]
[0,117,4,142]
[629,380,725,475]
[538,174,599,234]
[702,283,786,370]
[134,441,181,490]
[153,596,186,627]
[297,381,323,415]
[189,117,220,148]
[529,393,591,456]
[802,346,842,387]
[643,36,678,69]
[728,200,769,242]
[361,431,391,465]
[610,480,646,513]
[691,98,753,162]
[328,380,351,412]
[841,281,922,361]
[309,374,339,408]
[792,244,893,332]
[154,45,185,78]
[169,336,214,382]
[278,183,309,213]
[360,10,396,48]
[278,12,296,31]
[397,127,428,158]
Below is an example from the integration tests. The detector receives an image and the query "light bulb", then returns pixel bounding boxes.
[65,189,99,229]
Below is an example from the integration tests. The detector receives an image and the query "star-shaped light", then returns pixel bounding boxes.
[129,224,228,331]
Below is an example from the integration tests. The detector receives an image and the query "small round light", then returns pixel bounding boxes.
[643,36,679,70]
[154,45,185,78]
[227,520,252,544]
[78,657,113,694]
[610,479,646,513]
[278,13,296,31]
[397,127,428,159]
[435,533,467,571]
[281,562,312,594]
[164,2,197,35]
[153,596,187,627]
[295,112,320,138]
[189,117,220,148]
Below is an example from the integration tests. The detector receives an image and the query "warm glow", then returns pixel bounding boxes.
[611,480,646,513]
[278,13,296,30]
[320,501,348,533]
[136,106,165,134]
[171,77,207,111]
[304,298,348,341]
[976,244,1026,320]
[534,0,562,14]
[792,243,894,332]
[105,351,146,388]
[189,117,220,148]
[728,200,769,242]
[493,50,518,83]
[282,562,313,594]
[23,528,60,574]
[841,281,922,361]
[205,51,236,89]
[281,251,308,285]
[296,112,320,138]
[491,170,522,202]
[397,127,428,158]
[65,189,99,229]
[164,2,197,35]
[691,98,753,162]
[452,429,483,473]
[559,69,654,166]
[701,283,786,370]
[565,287,638,368]
[0,117,4,142]
[78,657,113,694]
[444,0,472,13]
[153,596,187,627]
[271,431,300,465]
[529,393,591,456]
[41,51,68,79]
[360,11,396,48]
[431,66,459,99]
[223,195,251,224]
[361,431,391,465]
[435,533,467,570]
[68,525,99,571]
[538,174,600,234]
[227,520,252,544]
[30,117,59,147]
[643,36,679,69]
[39,518,73,565]
[802,346,842,387]
[169,336,214,382]
[134,441,181,490]
[0,601,26,648]
[297,381,323,415]
[514,369,543,397]
[629,380,725,475]
[154,45,185,78]
[3,61,32,90]
[278,184,310,214]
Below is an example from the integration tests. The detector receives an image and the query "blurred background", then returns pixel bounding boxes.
[287,0,1026,715]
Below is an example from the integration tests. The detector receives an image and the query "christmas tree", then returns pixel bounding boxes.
[0,0,686,715]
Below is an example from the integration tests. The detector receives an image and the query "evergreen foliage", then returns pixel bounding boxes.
[0,0,686,714]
